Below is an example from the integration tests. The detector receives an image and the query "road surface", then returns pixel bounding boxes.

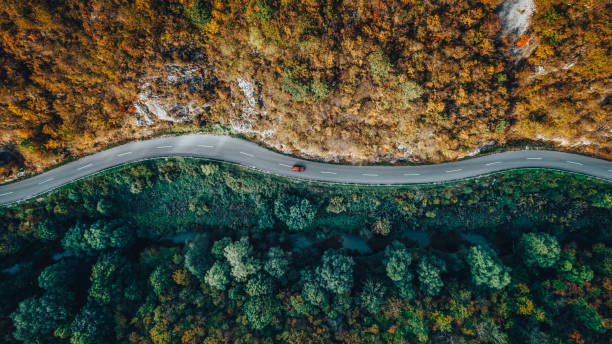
[1,134,611,205]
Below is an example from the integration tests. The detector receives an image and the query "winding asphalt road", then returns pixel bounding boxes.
[0,134,611,205]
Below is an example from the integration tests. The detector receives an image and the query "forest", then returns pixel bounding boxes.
[1,0,611,181]
[1,159,611,343]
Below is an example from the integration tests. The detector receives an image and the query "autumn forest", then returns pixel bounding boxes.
[0,0,610,181]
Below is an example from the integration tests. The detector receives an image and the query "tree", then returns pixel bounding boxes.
[274,196,317,231]
[264,246,289,279]
[359,280,386,314]
[37,218,61,240]
[384,241,415,299]
[184,235,210,281]
[211,237,232,259]
[244,296,278,330]
[368,48,391,81]
[61,222,90,253]
[11,294,68,341]
[556,250,594,284]
[400,80,424,103]
[316,249,355,294]
[70,302,112,344]
[150,265,173,296]
[62,220,132,253]
[84,220,132,251]
[301,269,328,308]
[88,254,127,304]
[205,261,230,291]
[223,237,261,282]
[519,233,560,268]
[384,241,412,282]
[246,275,273,297]
[467,246,511,291]
[417,255,447,296]
[38,260,76,292]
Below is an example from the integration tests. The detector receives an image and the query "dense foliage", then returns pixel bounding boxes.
[0,159,611,343]
[1,0,610,180]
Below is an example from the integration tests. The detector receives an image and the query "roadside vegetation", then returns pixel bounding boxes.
[1,160,611,343]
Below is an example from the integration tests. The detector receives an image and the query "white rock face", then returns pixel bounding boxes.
[499,0,535,37]
[230,77,272,136]
[133,64,209,126]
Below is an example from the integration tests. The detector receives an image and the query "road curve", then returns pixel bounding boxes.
[1,134,611,205]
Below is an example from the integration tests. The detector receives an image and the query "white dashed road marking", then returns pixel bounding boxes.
[404,173,421,176]
[566,161,583,166]
[320,171,337,175]
[117,152,132,157]
[197,145,214,148]
[38,178,54,185]
[445,169,462,173]
[0,192,14,197]
[155,146,173,149]
[485,162,502,166]
[279,163,291,168]
[362,173,379,177]
[526,157,542,160]
[240,152,254,157]
[77,163,93,170]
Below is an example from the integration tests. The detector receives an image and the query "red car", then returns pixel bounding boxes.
[292,165,305,172]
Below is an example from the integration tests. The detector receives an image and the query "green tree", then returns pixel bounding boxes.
[211,237,232,259]
[246,275,273,297]
[150,265,173,296]
[244,296,278,330]
[88,254,127,304]
[556,250,593,284]
[316,249,355,294]
[359,280,386,314]
[301,269,328,308]
[70,302,111,344]
[274,196,317,231]
[310,78,330,100]
[223,236,261,282]
[38,260,76,292]
[519,233,561,268]
[11,294,69,341]
[264,247,289,279]
[368,48,391,82]
[569,299,606,333]
[400,80,424,103]
[37,218,61,240]
[61,222,90,253]
[384,241,412,282]
[467,246,511,290]
[417,255,447,296]
[384,241,415,298]
[184,235,210,281]
[84,220,132,251]
[204,261,230,291]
